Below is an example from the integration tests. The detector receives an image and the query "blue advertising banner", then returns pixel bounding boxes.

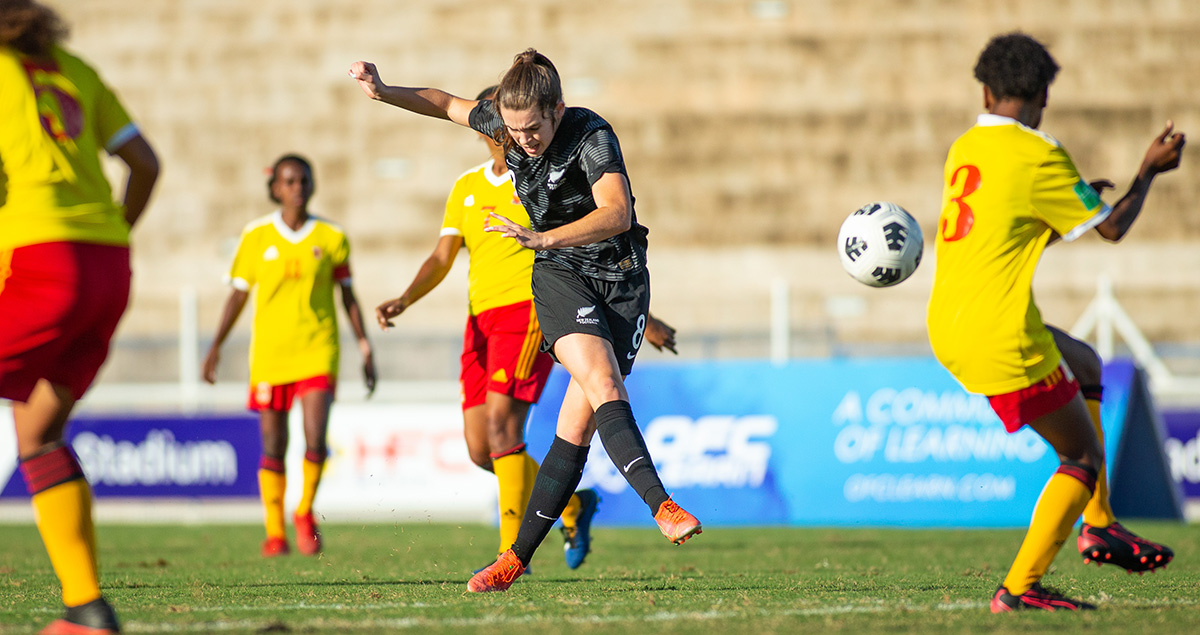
[1,414,260,498]
[526,358,1181,528]
[1162,410,1200,499]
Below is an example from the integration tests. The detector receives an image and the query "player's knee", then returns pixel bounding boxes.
[466,445,491,470]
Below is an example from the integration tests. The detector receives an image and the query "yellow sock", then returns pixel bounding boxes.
[1003,470,1094,595]
[493,452,531,554]
[295,452,325,516]
[561,493,583,530]
[32,479,101,607]
[523,452,540,507]
[1080,397,1116,527]
[259,467,287,539]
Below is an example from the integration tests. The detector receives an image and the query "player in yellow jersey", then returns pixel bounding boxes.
[203,154,377,558]
[0,1,159,632]
[927,32,1185,613]
[375,86,677,572]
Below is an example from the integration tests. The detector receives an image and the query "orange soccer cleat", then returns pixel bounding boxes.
[467,549,525,592]
[654,499,702,545]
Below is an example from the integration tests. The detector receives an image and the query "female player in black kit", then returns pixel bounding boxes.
[350,49,701,592]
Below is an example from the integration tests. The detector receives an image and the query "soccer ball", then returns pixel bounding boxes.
[837,201,923,287]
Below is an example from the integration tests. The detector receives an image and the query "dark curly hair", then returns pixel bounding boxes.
[0,0,67,56]
[266,154,314,204]
[973,32,1059,101]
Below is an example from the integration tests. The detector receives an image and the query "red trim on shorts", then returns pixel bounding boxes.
[259,455,286,473]
[988,364,1080,433]
[247,375,335,412]
[20,446,85,494]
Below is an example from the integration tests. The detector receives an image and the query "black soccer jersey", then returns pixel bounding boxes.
[468,101,649,281]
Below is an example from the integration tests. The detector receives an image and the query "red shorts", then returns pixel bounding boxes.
[247,375,335,412]
[0,242,131,402]
[988,362,1080,433]
[460,300,554,410]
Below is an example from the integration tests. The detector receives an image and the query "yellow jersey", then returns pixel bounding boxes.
[0,45,138,250]
[927,114,1111,395]
[227,212,351,385]
[440,160,535,315]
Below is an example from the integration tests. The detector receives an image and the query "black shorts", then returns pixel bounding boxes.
[531,260,650,376]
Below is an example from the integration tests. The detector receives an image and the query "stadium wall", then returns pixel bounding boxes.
[38,0,1200,361]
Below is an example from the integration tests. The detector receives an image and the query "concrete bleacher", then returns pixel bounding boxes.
[46,0,1200,383]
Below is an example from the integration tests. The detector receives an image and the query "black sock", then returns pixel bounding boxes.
[510,436,588,566]
[595,400,669,514]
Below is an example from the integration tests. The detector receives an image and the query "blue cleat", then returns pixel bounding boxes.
[562,489,600,569]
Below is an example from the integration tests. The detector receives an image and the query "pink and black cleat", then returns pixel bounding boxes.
[1078,522,1173,573]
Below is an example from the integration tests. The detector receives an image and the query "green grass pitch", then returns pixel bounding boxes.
[2,521,1199,633]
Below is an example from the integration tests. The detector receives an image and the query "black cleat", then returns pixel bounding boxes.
[40,597,121,634]
[991,583,1096,613]
[1078,522,1173,572]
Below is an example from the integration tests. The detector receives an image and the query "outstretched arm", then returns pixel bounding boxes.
[202,288,249,384]
[376,234,463,330]
[1095,121,1186,242]
[340,282,377,397]
[348,61,478,127]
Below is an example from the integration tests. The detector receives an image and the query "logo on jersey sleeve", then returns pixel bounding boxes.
[1073,180,1102,210]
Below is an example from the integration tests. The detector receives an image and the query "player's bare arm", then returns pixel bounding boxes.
[484,172,632,250]
[339,282,377,396]
[111,133,160,228]
[202,288,249,384]
[375,234,462,330]
[348,61,478,126]
[1095,121,1186,242]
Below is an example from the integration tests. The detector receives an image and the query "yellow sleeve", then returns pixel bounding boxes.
[92,73,135,153]
[1031,145,1111,242]
[331,231,351,281]
[441,176,467,236]
[226,228,258,291]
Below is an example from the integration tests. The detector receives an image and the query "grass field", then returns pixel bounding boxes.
[1,520,1198,634]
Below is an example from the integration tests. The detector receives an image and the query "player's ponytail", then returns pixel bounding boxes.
[0,0,68,56]
[491,48,563,151]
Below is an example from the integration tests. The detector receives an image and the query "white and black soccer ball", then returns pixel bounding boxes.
[837,201,923,288]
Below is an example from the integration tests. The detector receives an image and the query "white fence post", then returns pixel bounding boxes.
[179,286,200,413]
[770,277,790,366]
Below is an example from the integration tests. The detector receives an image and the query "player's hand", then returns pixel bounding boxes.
[1088,179,1115,197]
[201,348,220,384]
[349,61,385,100]
[485,212,544,250]
[1142,120,1186,175]
[644,314,678,354]
[375,297,408,331]
[360,339,377,398]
